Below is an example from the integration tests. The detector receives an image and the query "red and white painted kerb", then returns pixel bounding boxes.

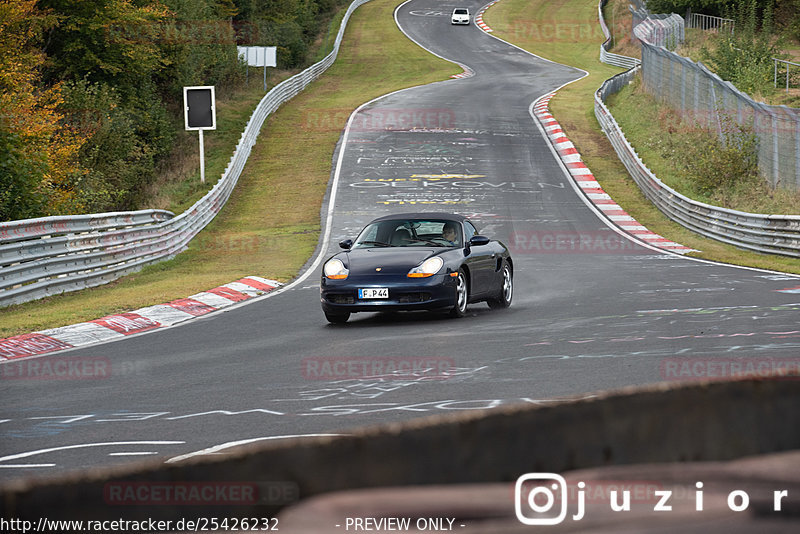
[0,276,282,361]
[534,93,694,254]
[474,2,497,33]
[450,65,474,79]
[474,2,693,254]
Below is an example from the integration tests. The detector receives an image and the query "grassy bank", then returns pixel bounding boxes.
[144,10,357,215]
[485,0,800,275]
[606,75,800,215]
[0,0,459,337]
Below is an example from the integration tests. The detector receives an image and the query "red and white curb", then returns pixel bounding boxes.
[0,276,282,361]
[450,65,474,79]
[475,2,497,32]
[473,1,694,254]
[533,93,695,254]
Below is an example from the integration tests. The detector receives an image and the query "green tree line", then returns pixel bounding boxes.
[0,0,348,221]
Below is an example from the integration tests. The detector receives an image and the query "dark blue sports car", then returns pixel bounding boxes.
[320,213,513,323]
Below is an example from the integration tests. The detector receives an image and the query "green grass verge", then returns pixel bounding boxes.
[678,28,800,109]
[143,81,292,215]
[145,8,355,215]
[606,75,800,215]
[0,0,460,338]
[603,0,640,59]
[312,7,350,63]
[485,0,800,275]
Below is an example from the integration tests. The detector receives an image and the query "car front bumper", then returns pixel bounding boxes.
[320,273,458,314]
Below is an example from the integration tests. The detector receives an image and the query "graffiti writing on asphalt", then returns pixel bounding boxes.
[408,10,450,17]
[0,397,582,440]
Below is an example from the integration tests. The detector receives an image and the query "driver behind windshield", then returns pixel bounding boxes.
[441,222,459,246]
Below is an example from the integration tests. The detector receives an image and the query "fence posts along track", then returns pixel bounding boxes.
[593,2,800,257]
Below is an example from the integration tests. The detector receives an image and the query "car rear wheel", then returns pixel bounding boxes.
[488,263,512,309]
[449,269,468,318]
[325,311,350,324]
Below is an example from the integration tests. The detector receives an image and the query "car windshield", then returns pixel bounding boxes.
[353,219,463,248]
[454,9,468,14]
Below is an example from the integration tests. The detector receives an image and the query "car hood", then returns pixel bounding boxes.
[343,248,443,275]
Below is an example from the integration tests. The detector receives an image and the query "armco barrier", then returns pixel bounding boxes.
[598,0,640,69]
[595,3,800,257]
[0,0,373,309]
[596,69,800,258]
[634,8,800,190]
[1,376,797,521]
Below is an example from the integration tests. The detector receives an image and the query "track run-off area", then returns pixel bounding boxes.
[2,0,799,480]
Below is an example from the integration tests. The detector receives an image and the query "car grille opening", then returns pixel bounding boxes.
[398,292,432,303]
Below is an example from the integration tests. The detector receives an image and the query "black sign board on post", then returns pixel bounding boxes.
[183,86,216,183]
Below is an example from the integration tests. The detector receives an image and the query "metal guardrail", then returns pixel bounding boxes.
[636,28,800,190]
[593,2,800,257]
[0,0,373,308]
[595,68,800,258]
[598,0,640,69]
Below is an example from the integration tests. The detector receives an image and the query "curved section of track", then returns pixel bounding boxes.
[2,0,799,481]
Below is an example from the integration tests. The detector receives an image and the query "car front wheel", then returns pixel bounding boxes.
[450,269,468,318]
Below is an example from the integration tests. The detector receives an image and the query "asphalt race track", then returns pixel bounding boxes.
[2,0,799,481]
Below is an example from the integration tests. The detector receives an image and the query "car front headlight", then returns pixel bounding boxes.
[324,258,349,280]
[407,257,443,278]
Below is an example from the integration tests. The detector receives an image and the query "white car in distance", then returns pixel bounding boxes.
[451,8,470,25]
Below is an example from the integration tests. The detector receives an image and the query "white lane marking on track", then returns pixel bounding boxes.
[0,441,185,468]
[165,434,345,463]
[207,0,475,300]
[23,0,797,363]
[469,1,800,277]
[148,3,475,327]
[0,464,56,468]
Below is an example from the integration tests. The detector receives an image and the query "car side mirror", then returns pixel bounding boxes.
[469,235,490,246]
[339,239,353,250]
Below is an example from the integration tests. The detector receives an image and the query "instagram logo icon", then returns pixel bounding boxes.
[515,473,568,525]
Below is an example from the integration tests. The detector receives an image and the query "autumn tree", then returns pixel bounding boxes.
[0,0,86,220]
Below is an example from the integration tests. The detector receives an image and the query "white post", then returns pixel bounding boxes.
[199,129,205,183]
[183,85,215,184]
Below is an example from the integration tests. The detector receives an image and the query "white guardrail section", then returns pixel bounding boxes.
[593,3,800,258]
[0,0,372,308]
[598,0,640,69]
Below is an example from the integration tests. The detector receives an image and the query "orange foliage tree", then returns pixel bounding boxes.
[0,0,88,220]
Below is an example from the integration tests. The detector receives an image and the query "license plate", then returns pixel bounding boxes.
[359,288,388,299]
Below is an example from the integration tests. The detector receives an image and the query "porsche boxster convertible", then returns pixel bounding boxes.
[320,213,513,323]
